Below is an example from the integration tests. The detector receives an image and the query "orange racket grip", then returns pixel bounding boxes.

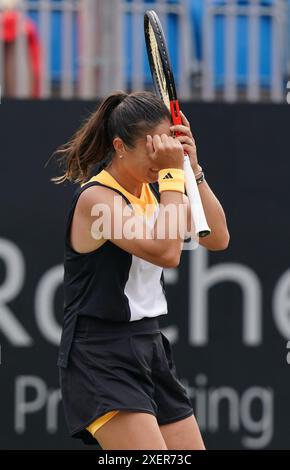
[170,99,186,154]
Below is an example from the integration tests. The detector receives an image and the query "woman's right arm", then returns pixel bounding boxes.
[77,134,187,268]
[85,186,187,268]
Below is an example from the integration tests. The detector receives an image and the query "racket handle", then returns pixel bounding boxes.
[183,155,211,238]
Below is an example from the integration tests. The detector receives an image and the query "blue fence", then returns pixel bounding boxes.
[25,0,289,93]
[28,0,79,82]
[192,0,287,90]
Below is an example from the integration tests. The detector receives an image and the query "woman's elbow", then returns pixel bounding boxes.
[160,249,181,268]
[209,230,230,251]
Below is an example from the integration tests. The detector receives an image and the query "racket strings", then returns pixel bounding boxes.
[148,23,170,108]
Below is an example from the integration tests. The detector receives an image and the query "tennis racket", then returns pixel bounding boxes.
[144,9,210,238]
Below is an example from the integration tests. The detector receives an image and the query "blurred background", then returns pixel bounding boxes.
[0,0,290,450]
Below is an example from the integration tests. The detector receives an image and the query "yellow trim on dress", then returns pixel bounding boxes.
[86,170,158,217]
[86,410,119,437]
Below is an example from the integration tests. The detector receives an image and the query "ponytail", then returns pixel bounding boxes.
[53,91,127,184]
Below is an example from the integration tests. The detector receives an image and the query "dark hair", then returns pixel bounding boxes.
[53,91,171,184]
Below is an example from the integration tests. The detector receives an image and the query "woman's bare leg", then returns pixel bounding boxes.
[94,411,168,450]
[159,414,205,450]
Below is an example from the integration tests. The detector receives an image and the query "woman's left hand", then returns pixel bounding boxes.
[170,110,200,175]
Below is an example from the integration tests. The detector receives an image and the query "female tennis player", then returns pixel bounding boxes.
[56,91,229,450]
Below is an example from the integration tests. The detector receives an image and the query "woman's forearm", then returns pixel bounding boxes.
[191,180,230,251]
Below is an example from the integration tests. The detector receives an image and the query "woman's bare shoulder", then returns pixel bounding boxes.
[77,184,126,216]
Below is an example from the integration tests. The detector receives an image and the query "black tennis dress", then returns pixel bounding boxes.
[57,169,194,446]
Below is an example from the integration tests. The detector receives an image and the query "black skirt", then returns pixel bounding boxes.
[59,314,194,446]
